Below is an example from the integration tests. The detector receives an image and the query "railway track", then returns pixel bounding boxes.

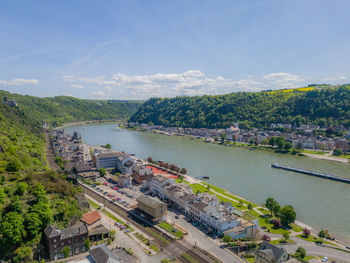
[80,183,220,263]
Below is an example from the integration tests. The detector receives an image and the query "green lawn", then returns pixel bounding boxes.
[270,239,296,245]
[88,199,101,209]
[158,222,184,238]
[144,228,170,246]
[244,257,254,263]
[181,252,200,263]
[296,234,338,246]
[291,223,303,232]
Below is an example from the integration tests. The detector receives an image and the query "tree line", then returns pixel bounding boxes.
[130,85,350,129]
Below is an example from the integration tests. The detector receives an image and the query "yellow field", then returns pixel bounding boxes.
[268,87,314,94]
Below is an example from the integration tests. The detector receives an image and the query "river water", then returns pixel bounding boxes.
[65,123,350,243]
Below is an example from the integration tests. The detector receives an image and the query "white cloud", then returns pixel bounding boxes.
[262,72,304,89]
[70,84,84,89]
[0,78,39,86]
[63,70,263,99]
[321,76,347,82]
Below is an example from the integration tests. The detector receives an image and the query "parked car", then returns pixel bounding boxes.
[322,257,328,262]
[175,215,179,219]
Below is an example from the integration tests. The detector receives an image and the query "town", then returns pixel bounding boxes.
[127,122,350,159]
[44,128,350,263]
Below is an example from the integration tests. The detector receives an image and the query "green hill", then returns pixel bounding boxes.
[0,102,89,261]
[129,85,350,129]
[0,90,143,127]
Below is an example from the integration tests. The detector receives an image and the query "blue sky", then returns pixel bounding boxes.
[0,0,349,100]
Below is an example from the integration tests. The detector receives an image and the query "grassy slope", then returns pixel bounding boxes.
[0,103,87,260]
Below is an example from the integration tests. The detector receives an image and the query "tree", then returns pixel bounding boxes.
[333,148,343,156]
[0,212,24,245]
[105,143,111,149]
[247,203,253,210]
[84,238,90,250]
[62,246,70,258]
[180,168,187,174]
[147,157,153,163]
[110,230,116,241]
[24,212,42,237]
[13,245,33,262]
[303,228,310,238]
[220,133,226,143]
[0,188,6,204]
[283,232,290,240]
[272,219,282,228]
[268,137,276,146]
[318,230,326,241]
[295,141,304,151]
[272,203,281,217]
[276,136,285,149]
[6,158,21,172]
[11,195,23,213]
[265,197,278,216]
[0,174,5,185]
[99,168,106,177]
[295,247,306,259]
[33,183,48,203]
[280,205,296,226]
[30,201,53,228]
[284,142,292,151]
[15,182,28,195]
[223,234,232,243]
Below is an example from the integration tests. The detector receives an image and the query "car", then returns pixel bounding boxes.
[113,187,118,190]
[92,184,96,187]
[103,182,108,185]
[103,192,108,195]
[346,246,350,249]
[322,257,328,262]
[175,215,179,219]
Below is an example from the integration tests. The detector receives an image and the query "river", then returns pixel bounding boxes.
[65,123,350,243]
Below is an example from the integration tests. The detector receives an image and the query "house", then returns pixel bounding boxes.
[144,174,175,198]
[89,244,121,263]
[81,211,101,227]
[132,165,153,184]
[255,241,291,263]
[136,195,167,221]
[95,152,119,169]
[44,224,89,261]
[116,152,134,174]
[118,174,132,188]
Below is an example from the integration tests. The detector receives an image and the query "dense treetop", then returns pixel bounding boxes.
[0,90,143,127]
[130,85,350,129]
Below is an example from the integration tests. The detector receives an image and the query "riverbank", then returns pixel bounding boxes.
[56,119,122,129]
[125,126,350,164]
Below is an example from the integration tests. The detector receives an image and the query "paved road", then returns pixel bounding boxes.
[281,237,350,262]
[167,208,244,263]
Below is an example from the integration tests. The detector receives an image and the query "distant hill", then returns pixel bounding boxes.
[129,85,350,129]
[0,90,143,127]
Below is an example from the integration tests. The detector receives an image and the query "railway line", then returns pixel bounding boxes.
[80,182,221,263]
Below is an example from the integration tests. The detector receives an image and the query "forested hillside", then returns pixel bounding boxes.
[130,85,350,129]
[0,90,143,127]
[0,103,88,261]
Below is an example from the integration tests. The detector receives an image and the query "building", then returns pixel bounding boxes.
[89,244,121,263]
[132,165,153,184]
[44,224,89,261]
[255,241,292,263]
[118,174,132,188]
[81,211,101,227]
[136,194,167,221]
[116,152,134,174]
[144,174,175,198]
[95,152,119,169]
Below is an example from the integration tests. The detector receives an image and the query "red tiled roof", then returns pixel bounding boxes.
[81,211,101,225]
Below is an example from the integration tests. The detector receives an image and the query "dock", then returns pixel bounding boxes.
[271,162,350,184]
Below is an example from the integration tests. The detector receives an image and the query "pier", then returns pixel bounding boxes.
[271,162,350,184]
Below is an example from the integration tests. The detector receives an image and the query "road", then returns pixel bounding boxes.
[167,208,244,263]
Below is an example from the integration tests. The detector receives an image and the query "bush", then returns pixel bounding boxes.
[223,234,233,243]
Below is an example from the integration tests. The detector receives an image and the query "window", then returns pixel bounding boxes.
[75,248,79,254]
[54,239,56,243]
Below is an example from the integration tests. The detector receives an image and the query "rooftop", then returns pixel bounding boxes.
[81,211,101,225]
[137,195,165,209]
